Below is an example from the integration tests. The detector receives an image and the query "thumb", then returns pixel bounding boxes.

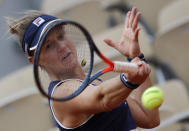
[132,57,143,66]
[103,39,117,48]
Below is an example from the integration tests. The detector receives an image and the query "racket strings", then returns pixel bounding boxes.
[36,22,93,100]
[64,24,91,70]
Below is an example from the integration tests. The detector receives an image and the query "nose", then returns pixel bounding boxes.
[57,41,67,53]
[58,39,72,54]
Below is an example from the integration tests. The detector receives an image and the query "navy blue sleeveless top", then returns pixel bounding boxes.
[48,80,137,131]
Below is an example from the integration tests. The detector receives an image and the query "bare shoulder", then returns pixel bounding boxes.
[52,79,82,98]
[52,79,103,114]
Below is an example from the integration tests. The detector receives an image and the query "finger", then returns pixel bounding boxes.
[139,62,147,76]
[137,60,143,67]
[129,7,137,27]
[132,12,141,30]
[142,62,148,74]
[142,62,151,76]
[103,39,117,47]
[132,57,143,66]
[134,27,141,41]
[125,11,131,28]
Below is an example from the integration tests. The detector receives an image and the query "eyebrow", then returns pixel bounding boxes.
[56,27,64,34]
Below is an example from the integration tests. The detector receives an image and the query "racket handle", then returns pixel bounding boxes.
[113,61,138,73]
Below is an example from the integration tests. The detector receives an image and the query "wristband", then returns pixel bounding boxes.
[127,53,147,63]
[120,73,139,90]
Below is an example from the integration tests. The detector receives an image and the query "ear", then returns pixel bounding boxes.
[28,56,33,64]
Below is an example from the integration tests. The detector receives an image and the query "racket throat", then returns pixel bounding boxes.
[102,66,114,74]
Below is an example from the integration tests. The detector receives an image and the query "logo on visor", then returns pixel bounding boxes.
[33,17,45,27]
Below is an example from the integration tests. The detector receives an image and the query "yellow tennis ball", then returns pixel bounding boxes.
[81,59,87,67]
[142,86,164,110]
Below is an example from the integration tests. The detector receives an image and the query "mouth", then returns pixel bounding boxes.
[63,52,71,61]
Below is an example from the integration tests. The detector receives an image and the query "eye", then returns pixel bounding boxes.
[44,41,53,50]
[45,44,51,49]
[57,33,64,40]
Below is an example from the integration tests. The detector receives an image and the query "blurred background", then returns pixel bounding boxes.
[0,0,189,130]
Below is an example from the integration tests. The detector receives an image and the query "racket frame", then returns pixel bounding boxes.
[34,20,96,101]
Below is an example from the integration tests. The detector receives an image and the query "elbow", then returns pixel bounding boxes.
[147,119,160,129]
[149,113,160,128]
[136,115,160,129]
[143,117,160,129]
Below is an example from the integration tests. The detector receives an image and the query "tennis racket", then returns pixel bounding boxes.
[33,19,138,101]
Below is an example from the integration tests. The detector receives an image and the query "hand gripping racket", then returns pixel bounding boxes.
[33,20,138,101]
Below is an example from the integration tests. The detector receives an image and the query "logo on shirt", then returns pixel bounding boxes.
[33,17,45,27]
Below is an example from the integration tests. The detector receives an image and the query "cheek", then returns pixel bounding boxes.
[39,55,59,72]
[39,52,55,67]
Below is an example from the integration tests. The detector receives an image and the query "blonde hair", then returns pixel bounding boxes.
[7,10,45,48]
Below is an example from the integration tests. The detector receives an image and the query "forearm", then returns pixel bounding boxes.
[132,76,152,100]
[99,75,132,111]
[127,77,160,128]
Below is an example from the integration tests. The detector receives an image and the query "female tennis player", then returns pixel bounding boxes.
[8,7,160,131]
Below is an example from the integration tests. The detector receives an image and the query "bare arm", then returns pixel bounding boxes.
[53,58,147,114]
[52,57,150,114]
[127,77,160,128]
[53,75,132,115]
[103,7,160,128]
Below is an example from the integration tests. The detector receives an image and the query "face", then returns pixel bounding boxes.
[39,25,80,78]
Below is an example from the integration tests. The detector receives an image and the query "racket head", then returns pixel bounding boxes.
[33,20,96,101]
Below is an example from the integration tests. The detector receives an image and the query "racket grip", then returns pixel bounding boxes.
[113,61,138,73]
